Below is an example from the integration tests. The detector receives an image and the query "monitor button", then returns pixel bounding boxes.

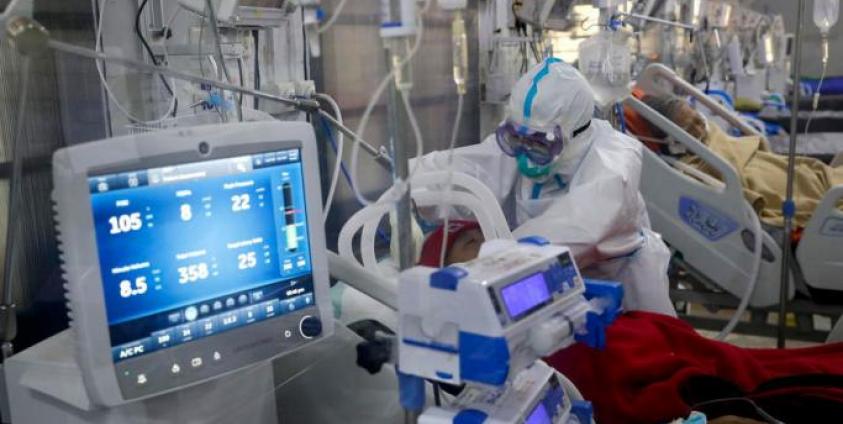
[191,356,204,369]
[298,316,322,339]
[171,363,182,375]
[136,373,148,385]
[213,351,222,362]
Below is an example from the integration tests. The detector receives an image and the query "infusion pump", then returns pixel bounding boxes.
[399,238,622,423]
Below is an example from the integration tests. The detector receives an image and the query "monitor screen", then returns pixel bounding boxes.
[500,272,551,320]
[88,148,313,363]
[524,402,551,424]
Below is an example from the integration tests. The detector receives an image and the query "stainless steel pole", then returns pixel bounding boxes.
[385,41,418,424]
[778,0,806,349]
[0,56,30,360]
[389,89,414,273]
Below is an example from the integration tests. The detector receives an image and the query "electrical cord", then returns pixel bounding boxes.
[253,30,260,109]
[96,0,176,125]
[136,0,177,117]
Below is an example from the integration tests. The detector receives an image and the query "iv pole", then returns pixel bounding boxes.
[777,0,806,349]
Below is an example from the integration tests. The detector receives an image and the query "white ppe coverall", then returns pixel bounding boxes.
[411,60,675,316]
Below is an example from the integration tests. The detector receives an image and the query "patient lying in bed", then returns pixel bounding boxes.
[635,94,843,228]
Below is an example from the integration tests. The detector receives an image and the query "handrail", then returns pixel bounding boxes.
[636,63,761,138]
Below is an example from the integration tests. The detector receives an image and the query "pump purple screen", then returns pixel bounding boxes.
[500,272,551,319]
[525,402,551,424]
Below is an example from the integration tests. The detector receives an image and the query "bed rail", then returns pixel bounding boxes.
[636,63,762,138]
[625,96,746,207]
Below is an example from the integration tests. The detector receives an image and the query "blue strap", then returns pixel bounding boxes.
[553,174,567,190]
[531,182,544,200]
[530,175,567,200]
[523,57,562,120]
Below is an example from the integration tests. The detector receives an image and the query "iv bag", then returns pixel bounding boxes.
[577,31,632,108]
[814,0,839,34]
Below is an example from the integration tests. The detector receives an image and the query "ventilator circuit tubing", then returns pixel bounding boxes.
[716,202,763,341]
[315,93,345,220]
[349,0,429,207]
[339,170,512,273]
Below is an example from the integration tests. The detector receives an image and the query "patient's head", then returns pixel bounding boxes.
[418,221,484,267]
[642,94,708,141]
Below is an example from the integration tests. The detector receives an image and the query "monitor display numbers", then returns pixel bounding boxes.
[237,252,258,270]
[108,212,144,235]
[177,262,210,284]
[119,276,148,298]
[231,193,251,212]
[89,148,314,361]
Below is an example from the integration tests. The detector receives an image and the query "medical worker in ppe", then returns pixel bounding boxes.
[411,59,675,316]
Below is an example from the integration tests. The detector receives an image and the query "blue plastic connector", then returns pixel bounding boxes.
[575,312,607,350]
[782,200,796,219]
[397,372,425,413]
[454,409,488,424]
[583,279,624,325]
[518,235,550,246]
[430,266,467,291]
[571,400,594,424]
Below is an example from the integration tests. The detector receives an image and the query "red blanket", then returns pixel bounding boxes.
[545,312,843,424]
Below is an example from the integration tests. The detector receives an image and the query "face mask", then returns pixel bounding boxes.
[517,153,553,180]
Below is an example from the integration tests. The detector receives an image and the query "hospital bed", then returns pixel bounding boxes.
[626,64,843,336]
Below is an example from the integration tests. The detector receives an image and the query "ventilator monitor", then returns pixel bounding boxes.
[53,121,332,406]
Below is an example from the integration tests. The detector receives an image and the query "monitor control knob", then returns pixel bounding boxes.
[299,315,322,339]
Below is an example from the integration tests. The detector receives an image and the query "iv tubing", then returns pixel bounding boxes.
[315,93,345,219]
[804,36,829,136]
[318,0,349,34]
[399,89,425,181]
[349,1,429,206]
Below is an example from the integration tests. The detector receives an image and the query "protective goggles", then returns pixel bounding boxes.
[495,122,565,166]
